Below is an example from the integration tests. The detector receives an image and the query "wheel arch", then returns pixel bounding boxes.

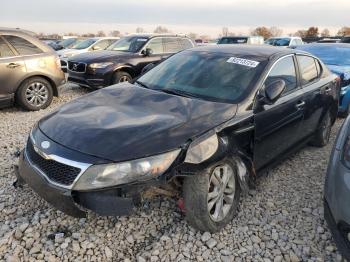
[111,66,137,84]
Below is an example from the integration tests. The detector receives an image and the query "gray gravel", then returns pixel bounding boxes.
[0,85,345,261]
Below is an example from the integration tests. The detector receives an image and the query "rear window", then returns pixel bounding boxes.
[3,35,43,55]
[0,37,15,58]
[297,55,318,85]
[218,37,248,44]
[163,38,183,53]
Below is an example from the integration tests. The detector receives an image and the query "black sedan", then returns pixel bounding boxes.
[16,45,338,232]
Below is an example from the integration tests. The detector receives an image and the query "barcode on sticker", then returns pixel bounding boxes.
[227,57,260,68]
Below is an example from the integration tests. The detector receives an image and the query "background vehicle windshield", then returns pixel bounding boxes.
[138,50,266,103]
[72,39,97,49]
[218,37,248,44]
[266,38,290,46]
[107,36,148,52]
[297,46,350,66]
[59,38,77,48]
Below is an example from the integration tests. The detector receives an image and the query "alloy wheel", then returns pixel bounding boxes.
[119,76,131,83]
[207,164,236,222]
[25,82,49,107]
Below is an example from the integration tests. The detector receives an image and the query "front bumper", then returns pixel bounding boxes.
[17,150,135,217]
[67,68,112,89]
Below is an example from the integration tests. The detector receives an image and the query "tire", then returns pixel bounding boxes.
[183,159,241,232]
[16,77,53,111]
[309,110,332,147]
[112,71,132,84]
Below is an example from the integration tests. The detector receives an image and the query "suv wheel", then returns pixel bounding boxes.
[113,71,132,84]
[183,159,241,232]
[16,77,53,111]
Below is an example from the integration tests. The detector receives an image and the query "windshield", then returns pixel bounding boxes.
[137,50,266,103]
[218,37,248,44]
[72,39,97,50]
[59,38,77,48]
[107,36,148,52]
[266,38,290,46]
[297,46,350,66]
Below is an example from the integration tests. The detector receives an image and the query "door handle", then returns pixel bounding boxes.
[7,63,21,69]
[295,101,305,109]
[325,86,332,93]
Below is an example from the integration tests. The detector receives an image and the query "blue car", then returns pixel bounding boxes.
[296,43,350,116]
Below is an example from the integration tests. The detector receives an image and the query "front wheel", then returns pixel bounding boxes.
[16,77,53,111]
[309,110,332,147]
[183,159,241,232]
[112,71,132,84]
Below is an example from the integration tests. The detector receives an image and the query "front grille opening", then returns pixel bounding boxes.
[68,61,86,72]
[26,140,81,186]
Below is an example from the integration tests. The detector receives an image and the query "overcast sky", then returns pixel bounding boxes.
[2,0,349,37]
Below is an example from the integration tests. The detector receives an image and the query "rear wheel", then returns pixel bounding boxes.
[112,71,132,84]
[310,110,332,147]
[16,77,53,111]
[183,159,241,232]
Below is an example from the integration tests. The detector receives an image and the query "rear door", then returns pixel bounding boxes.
[254,55,305,169]
[0,36,26,98]
[296,54,333,138]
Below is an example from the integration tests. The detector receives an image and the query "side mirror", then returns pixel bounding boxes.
[92,45,101,51]
[141,48,153,56]
[260,80,286,105]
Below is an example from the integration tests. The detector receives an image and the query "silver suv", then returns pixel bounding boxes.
[0,28,65,110]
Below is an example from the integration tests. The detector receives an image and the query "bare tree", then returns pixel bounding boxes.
[110,30,121,37]
[154,26,169,34]
[136,27,144,33]
[270,26,283,37]
[97,30,106,37]
[81,33,96,37]
[222,27,229,37]
[321,28,330,37]
[251,27,273,39]
[294,30,307,38]
[306,27,319,37]
[338,27,350,36]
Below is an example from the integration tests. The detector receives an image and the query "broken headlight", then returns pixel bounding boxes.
[73,149,181,191]
[184,133,219,164]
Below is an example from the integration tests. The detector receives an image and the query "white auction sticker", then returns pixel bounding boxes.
[226,57,260,68]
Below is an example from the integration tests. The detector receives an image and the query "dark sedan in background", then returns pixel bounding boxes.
[17,45,338,232]
[296,44,350,116]
[66,34,194,88]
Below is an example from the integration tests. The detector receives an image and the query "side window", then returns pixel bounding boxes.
[93,40,112,50]
[163,38,182,53]
[265,56,297,94]
[0,37,15,58]
[290,39,296,46]
[3,35,43,55]
[180,38,194,49]
[297,55,318,85]
[146,38,164,54]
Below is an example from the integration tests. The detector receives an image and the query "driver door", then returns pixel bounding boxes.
[254,55,305,169]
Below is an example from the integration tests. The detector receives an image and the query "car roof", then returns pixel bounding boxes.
[190,45,295,59]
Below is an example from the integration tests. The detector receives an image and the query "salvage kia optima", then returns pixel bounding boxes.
[16,45,339,232]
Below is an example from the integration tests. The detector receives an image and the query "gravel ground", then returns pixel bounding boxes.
[0,85,345,261]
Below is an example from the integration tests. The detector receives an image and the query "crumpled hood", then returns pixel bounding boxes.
[327,65,350,80]
[39,84,237,162]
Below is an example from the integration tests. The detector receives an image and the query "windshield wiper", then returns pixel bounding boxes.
[160,89,197,98]
[135,80,150,89]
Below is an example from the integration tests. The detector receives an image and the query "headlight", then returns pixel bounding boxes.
[184,133,219,164]
[73,149,181,191]
[89,62,114,69]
